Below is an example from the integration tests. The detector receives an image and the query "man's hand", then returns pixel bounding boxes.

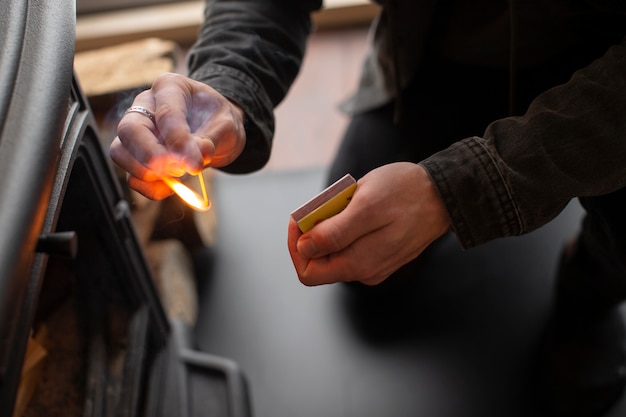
[288,162,451,286]
[110,73,246,200]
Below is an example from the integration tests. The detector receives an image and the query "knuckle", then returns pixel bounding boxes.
[297,268,322,286]
[298,274,316,287]
[109,142,123,162]
[151,72,178,88]
[134,89,152,102]
[116,120,137,139]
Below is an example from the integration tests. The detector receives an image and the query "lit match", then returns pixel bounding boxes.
[161,173,211,212]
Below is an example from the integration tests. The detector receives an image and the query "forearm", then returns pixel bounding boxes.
[187,0,322,172]
[422,37,626,249]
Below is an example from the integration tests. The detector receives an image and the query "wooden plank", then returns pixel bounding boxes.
[314,0,380,30]
[76,1,204,51]
[76,0,378,51]
[74,37,179,96]
[145,239,198,325]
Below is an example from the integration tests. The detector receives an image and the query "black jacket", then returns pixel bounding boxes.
[188,0,626,248]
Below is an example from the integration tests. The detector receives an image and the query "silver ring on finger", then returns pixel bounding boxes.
[125,105,156,126]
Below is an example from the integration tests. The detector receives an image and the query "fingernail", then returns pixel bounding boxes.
[297,238,318,258]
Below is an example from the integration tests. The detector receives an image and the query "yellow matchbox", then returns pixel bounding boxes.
[291,174,357,233]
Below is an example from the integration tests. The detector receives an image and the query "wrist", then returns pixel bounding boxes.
[415,163,452,238]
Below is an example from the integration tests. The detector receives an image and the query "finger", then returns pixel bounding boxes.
[289,218,350,286]
[298,241,399,286]
[127,175,173,200]
[110,137,173,200]
[110,136,162,182]
[191,134,216,170]
[117,100,172,174]
[151,76,204,171]
[287,218,309,274]
[297,187,386,258]
[298,221,419,286]
[295,249,360,286]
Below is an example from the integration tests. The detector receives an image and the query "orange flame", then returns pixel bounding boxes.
[162,174,211,212]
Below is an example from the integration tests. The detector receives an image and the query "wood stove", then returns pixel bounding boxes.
[0,2,251,416]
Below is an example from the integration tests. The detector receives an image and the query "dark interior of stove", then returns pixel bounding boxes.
[26,146,157,417]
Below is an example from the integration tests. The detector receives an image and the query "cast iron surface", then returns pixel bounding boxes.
[0,0,75,407]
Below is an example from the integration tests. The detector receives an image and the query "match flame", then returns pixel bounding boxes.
[162,175,211,212]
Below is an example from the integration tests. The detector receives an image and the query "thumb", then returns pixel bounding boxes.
[296,203,366,259]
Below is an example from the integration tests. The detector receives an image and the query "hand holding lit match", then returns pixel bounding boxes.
[110,73,246,201]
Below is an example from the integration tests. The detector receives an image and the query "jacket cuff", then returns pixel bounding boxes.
[420,137,523,249]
